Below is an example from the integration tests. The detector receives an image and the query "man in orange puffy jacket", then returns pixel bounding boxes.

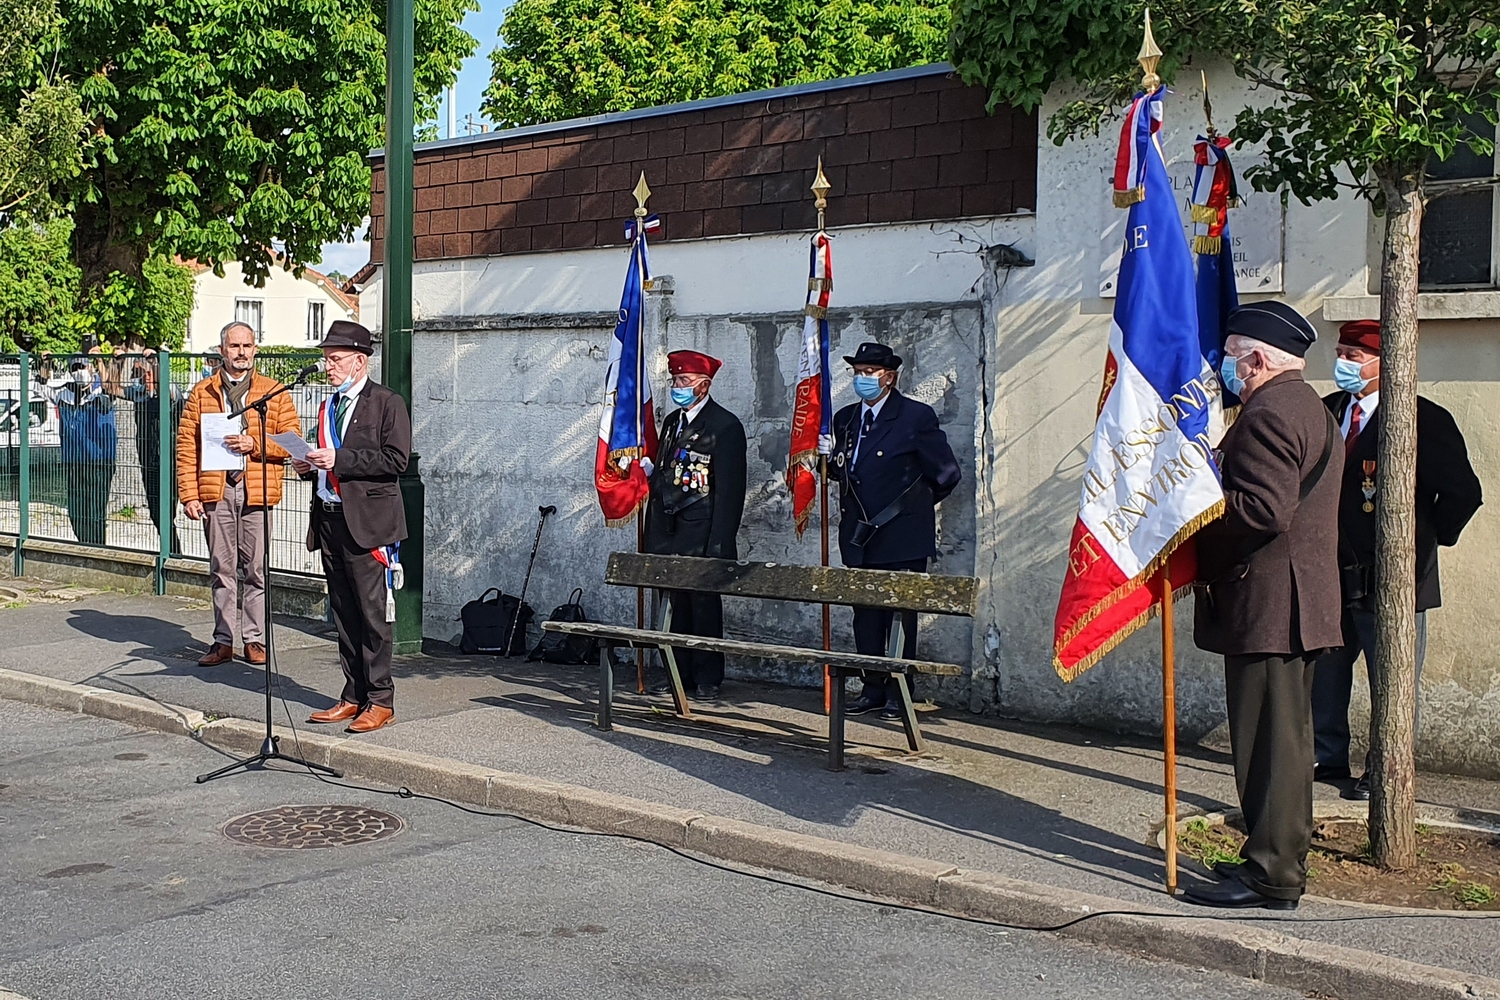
[176,321,301,666]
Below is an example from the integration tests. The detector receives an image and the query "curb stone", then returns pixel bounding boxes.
[3,666,1498,1000]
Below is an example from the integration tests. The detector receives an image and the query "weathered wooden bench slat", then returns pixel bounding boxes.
[604,553,978,617]
[541,621,964,676]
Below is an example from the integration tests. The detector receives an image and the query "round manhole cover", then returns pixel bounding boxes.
[222,805,405,849]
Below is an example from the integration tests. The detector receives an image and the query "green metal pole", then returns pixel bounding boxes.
[16,352,29,577]
[384,0,423,655]
[156,349,171,594]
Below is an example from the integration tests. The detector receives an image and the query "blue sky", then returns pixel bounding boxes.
[317,0,513,277]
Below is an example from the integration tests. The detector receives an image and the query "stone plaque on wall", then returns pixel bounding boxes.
[1099,153,1285,298]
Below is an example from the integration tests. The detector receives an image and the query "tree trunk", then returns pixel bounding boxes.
[1370,166,1423,870]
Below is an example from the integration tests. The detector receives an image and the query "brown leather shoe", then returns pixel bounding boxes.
[346,705,395,733]
[243,642,267,665]
[308,701,361,724]
[197,643,234,667]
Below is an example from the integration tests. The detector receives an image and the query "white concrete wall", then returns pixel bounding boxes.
[187,262,357,353]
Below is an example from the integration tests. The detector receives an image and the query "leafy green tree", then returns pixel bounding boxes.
[0,0,86,215]
[53,0,477,293]
[951,0,1500,869]
[483,0,950,127]
[0,215,84,352]
[0,215,195,352]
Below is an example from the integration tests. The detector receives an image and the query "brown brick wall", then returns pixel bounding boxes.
[369,70,1036,263]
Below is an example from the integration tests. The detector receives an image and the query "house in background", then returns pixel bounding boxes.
[185,257,359,352]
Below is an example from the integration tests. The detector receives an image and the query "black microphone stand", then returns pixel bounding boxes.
[198,368,341,783]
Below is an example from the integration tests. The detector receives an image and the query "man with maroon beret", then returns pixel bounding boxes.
[1311,319,1483,800]
[643,350,747,700]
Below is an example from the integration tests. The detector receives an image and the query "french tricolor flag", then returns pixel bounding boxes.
[788,230,833,537]
[594,214,660,526]
[1053,87,1226,679]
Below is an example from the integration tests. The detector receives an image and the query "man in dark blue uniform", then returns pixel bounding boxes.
[643,350,748,700]
[829,342,961,719]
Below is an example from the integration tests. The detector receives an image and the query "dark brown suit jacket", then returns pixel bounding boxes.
[304,381,412,551]
[1194,371,1344,657]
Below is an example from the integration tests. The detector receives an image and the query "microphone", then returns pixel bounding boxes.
[294,360,326,381]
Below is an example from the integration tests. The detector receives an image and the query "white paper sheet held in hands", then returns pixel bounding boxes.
[270,431,313,463]
[199,413,245,471]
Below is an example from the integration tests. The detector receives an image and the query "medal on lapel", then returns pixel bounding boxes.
[1361,459,1377,513]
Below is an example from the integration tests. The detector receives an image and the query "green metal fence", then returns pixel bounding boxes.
[1,350,336,589]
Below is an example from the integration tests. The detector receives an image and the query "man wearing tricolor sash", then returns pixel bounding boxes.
[294,321,412,735]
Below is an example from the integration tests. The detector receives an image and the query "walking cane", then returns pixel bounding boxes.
[506,504,557,656]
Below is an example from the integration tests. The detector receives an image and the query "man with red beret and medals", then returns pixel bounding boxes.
[643,350,748,700]
[1312,319,1483,800]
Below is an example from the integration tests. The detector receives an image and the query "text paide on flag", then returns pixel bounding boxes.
[1053,86,1227,680]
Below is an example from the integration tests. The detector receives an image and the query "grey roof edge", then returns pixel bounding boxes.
[369,62,958,161]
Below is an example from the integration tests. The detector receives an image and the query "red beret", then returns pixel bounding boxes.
[1338,320,1381,353]
[667,350,722,378]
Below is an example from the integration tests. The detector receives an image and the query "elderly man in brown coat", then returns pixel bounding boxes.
[1187,301,1343,911]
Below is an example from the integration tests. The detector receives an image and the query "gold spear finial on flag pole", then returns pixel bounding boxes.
[1138,8,1163,92]
[633,172,652,219]
[811,158,831,233]
[1201,70,1218,139]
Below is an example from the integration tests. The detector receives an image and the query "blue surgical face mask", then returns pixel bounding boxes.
[853,374,884,401]
[1333,357,1372,395]
[1219,354,1246,400]
[670,386,698,408]
[335,375,354,393]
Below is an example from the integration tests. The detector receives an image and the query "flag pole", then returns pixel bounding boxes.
[1135,8,1178,895]
[1160,565,1178,894]
[812,162,834,715]
[634,173,652,695]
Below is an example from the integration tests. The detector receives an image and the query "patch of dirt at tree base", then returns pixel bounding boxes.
[1180,816,1500,910]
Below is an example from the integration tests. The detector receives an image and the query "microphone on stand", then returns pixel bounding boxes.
[294,360,327,382]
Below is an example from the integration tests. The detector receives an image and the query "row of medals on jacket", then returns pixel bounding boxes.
[1362,460,1377,513]
[674,449,710,494]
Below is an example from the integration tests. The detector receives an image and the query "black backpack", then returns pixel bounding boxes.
[459,588,534,656]
[528,588,598,664]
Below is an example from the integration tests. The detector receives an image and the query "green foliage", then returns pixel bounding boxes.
[78,254,195,349]
[0,215,84,353]
[0,0,86,214]
[948,0,1189,142]
[55,0,477,287]
[950,1,1500,201]
[483,0,950,127]
[0,215,194,351]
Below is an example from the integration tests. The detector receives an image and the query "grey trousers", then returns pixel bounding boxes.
[203,478,268,646]
[1312,609,1427,772]
[1224,653,1316,901]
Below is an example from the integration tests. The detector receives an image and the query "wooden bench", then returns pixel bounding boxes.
[541,552,978,769]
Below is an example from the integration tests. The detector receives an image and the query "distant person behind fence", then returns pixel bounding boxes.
[113,348,183,554]
[177,322,300,668]
[36,347,117,546]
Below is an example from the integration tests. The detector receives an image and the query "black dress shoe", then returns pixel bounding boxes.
[1212,860,1244,880]
[1341,775,1371,801]
[1314,764,1351,783]
[878,704,903,721]
[1184,879,1298,910]
[845,692,887,716]
[695,684,722,701]
[649,681,678,696]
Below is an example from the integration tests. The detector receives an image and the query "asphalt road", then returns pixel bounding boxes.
[0,701,1301,1000]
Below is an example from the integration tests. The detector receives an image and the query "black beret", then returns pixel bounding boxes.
[1225,301,1318,358]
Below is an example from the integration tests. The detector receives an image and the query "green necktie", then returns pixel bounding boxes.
[334,393,350,432]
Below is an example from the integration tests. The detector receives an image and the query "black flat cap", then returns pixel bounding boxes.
[319,319,374,355]
[1226,302,1318,358]
[843,342,902,369]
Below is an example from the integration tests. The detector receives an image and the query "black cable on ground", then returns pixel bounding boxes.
[261,659,1499,933]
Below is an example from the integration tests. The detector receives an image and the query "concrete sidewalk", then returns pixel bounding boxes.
[3,577,1499,989]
